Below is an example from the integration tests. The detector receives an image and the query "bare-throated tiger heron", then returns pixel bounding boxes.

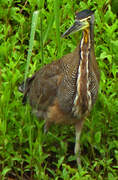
[19,9,100,165]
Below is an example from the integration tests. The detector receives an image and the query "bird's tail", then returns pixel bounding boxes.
[18,81,25,93]
[18,75,35,105]
[18,81,28,104]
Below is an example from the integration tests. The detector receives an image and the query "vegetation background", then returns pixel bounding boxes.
[0,0,118,179]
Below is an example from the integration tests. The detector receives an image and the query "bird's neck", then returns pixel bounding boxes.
[90,23,94,47]
[73,27,93,117]
[79,28,91,63]
[82,28,90,44]
[80,23,94,51]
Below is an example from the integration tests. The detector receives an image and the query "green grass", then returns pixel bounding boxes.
[0,0,118,179]
[24,10,39,84]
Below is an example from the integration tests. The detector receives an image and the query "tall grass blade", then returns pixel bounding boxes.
[43,14,54,45]
[54,0,61,58]
[24,10,39,85]
[40,10,44,65]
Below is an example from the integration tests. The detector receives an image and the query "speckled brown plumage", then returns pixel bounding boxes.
[23,46,81,127]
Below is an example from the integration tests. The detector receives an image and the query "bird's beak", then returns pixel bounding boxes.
[62,20,89,37]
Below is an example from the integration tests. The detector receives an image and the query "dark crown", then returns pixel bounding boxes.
[75,9,94,20]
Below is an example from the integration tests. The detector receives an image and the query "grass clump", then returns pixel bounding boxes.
[0,0,118,179]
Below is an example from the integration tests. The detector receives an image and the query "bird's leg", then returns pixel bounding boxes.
[44,121,50,134]
[75,120,84,166]
[44,119,52,134]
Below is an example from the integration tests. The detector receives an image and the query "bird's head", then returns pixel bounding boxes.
[62,9,94,37]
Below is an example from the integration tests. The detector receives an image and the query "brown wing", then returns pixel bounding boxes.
[22,45,80,116]
[22,60,62,112]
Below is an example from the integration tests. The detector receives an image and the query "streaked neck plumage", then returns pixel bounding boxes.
[73,20,94,118]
